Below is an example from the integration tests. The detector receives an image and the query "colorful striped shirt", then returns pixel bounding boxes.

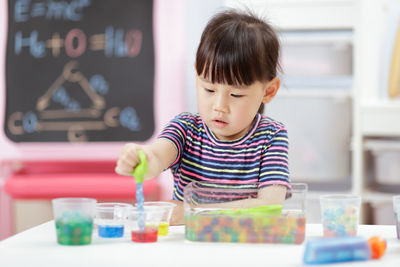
[158,112,291,201]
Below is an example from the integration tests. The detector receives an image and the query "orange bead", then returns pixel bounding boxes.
[368,236,387,259]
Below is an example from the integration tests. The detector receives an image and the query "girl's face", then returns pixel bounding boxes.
[196,75,279,141]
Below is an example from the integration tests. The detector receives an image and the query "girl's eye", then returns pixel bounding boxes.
[205,88,214,93]
[231,94,243,98]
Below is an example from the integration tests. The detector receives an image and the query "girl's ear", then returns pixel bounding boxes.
[262,77,280,104]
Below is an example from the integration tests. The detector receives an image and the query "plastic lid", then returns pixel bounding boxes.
[203,205,283,216]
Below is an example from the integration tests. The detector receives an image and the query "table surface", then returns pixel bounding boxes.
[0,222,399,267]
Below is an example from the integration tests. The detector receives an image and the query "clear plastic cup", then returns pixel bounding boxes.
[282,183,308,216]
[320,194,361,237]
[52,198,97,245]
[128,207,164,243]
[393,195,400,239]
[138,202,177,236]
[95,202,133,238]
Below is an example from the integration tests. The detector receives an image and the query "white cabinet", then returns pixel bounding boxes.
[353,0,400,222]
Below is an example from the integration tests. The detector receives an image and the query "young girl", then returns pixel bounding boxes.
[115,9,291,225]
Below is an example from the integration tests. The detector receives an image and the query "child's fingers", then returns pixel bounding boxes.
[115,157,130,175]
[115,164,129,176]
[120,143,138,158]
[120,152,137,169]
[115,158,136,175]
[120,144,141,164]
[115,143,145,176]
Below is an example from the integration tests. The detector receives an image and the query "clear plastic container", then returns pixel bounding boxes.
[128,207,164,243]
[320,194,361,237]
[52,198,97,245]
[279,30,353,88]
[267,95,351,184]
[95,202,133,238]
[373,150,400,185]
[393,195,400,239]
[364,139,400,192]
[184,182,307,244]
[138,202,177,236]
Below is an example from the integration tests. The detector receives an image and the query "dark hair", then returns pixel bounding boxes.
[195,10,281,114]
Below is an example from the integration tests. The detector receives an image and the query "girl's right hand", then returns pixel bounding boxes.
[115,138,177,179]
[115,143,146,176]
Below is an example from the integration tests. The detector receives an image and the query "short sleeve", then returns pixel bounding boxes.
[157,113,189,169]
[258,127,291,189]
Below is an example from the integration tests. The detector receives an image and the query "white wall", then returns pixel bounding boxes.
[184,0,225,114]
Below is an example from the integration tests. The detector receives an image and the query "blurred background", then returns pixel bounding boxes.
[1,0,400,240]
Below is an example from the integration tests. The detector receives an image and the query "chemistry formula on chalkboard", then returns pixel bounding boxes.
[5,0,155,142]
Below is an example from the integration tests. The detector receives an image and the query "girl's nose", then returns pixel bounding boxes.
[213,94,229,113]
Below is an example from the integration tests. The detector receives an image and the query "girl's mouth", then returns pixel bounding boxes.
[212,119,228,128]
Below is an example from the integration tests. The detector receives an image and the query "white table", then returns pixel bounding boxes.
[0,222,399,267]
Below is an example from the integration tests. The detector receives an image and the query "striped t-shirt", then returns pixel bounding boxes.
[158,112,291,201]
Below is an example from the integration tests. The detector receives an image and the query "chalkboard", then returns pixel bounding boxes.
[5,0,155,142]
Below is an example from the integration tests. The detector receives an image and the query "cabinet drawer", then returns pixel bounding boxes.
[279,30,353,88]
[267,94,352,182]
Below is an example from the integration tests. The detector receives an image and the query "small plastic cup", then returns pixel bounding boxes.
[128,207,164,243]
[95,202,133,238]
[393,195,400,239]
[320,194,361,237]
[52,198,97,245]
[138,202,177,236]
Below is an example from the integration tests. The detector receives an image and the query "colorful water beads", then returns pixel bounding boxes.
[185,211,305,244]
[322,205,359,237]
[55,211,93,245]
[98,225,124,238]
[158,222,169,236]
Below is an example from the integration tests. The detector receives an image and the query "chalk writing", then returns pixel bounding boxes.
[5,0,155,142]
[15,0,91,22]
[14,27,142,58]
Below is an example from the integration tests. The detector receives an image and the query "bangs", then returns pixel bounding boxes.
[195,30,262,86]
